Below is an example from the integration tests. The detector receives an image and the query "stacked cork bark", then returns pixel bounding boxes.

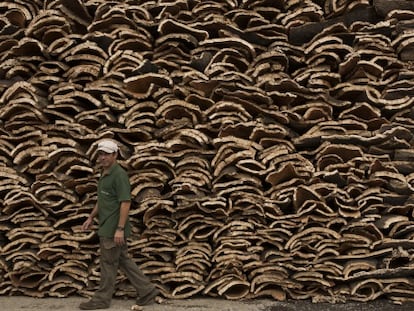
[1,0,414,304]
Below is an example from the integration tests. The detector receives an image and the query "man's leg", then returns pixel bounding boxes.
[118,244,159,305]
[80,238,121,309]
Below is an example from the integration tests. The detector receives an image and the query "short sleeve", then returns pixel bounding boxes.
[114,170,131,202]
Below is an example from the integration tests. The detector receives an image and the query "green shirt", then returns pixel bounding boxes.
[97,163,131,238]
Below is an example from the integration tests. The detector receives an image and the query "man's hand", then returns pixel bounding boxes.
[114,229,125,246]
[82,217,93,231]
[82,206,98,231]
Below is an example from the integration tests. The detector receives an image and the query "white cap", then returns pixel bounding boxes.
[97,140,118,153]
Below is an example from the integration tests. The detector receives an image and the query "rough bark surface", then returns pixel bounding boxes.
[1,0,414,305]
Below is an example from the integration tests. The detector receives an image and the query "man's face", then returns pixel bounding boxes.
[97,151,117,169]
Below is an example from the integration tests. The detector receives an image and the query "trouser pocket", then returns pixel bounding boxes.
[100,238,120,264]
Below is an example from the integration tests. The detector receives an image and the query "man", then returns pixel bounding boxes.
[79,139,160,310]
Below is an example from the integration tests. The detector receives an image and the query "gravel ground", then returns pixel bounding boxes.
[1,296,414,311]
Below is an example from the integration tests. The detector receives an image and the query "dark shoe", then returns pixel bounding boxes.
[136,288,160,306]
[79,300,109,310]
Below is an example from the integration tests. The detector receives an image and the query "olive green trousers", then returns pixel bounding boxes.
[92,238,157,305]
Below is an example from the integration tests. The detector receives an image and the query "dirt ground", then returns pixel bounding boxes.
[1,296,414,311]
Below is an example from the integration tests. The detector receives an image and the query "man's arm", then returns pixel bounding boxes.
[114,200,131,245]
[82,203,98,231]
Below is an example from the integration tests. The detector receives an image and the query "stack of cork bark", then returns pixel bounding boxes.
[1,0,414,304]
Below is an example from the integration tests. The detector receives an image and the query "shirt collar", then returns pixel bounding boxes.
[102,162,118,176]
